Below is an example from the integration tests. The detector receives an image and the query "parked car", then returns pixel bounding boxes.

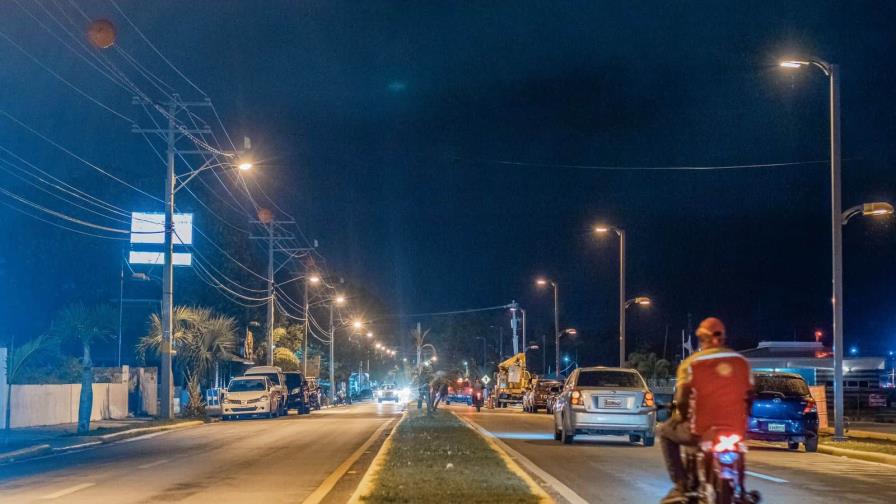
[283,371,311,414]
[747,371,819,452]
[553,367,657,446]
[222,376,283,420]
[447,380,473,405]
[376,384,400,403]
[523,380,562,413]
[244,366,289,416]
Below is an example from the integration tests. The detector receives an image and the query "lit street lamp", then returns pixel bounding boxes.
[536,278,561,379]
[595,225,648,366]
[780,58,894,440]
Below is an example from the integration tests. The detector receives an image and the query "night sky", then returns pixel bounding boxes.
[2,1,896,365]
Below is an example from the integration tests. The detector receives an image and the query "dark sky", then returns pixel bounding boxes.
[2,1,896,363]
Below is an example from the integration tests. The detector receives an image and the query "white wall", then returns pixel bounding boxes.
[8,382,128,428]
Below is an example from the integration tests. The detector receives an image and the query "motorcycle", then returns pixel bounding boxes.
[472,390,483,412]
[682,427,761,504]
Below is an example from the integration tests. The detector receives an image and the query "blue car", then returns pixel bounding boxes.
[747,372,819,452]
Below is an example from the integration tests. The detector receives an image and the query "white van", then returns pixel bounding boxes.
[244,366,288,416]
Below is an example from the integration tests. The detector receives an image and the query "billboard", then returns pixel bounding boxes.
[130,212,193,245]
[129,212,193,267]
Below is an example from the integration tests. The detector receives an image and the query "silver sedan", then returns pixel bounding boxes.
[553,366,657,446]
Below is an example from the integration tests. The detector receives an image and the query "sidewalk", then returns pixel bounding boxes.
[1,417,185,454]
[822,421,896,441]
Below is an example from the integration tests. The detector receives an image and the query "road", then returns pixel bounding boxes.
[456,404,896,504]
[0,402,403,504]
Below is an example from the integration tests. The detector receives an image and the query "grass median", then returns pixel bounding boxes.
[362,407,539,503]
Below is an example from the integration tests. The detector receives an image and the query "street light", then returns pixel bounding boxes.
[842,202,894,225]
[535,277,561,380]
[625,297,651,308]
[238,161,253,171]
[594,224,635,366]
[327,293,346,404]
[366,331,374,338]
[353,320,363,330]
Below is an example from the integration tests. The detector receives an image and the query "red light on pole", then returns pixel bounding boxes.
[814,330,823,342]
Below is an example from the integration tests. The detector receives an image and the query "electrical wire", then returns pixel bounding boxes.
[0,199,128,241]
[0,185,129,233]
[453,156,830,171]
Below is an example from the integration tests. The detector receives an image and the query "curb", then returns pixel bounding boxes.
[817,444,896,466]
[820,427,896,442]
[0,444,51,464]
[97,420,204,443]
[454,412,554,504]
[347,411,406,503]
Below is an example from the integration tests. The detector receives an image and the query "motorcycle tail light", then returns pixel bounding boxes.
[803,399,817,414]
[571,390,584,406]
[713,434,742,452]
[642,392,655,407]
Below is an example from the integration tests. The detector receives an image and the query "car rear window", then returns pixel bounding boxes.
[285,374,304,389]
[576,371,642,388]
[537,382,561,391]
[756,375,810,396]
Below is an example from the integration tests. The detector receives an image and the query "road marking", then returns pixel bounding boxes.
[40,483,95,499]
[53,441,102,452]
[459,415,588,504]
[116,430,173,444]
[745,471,788,483]
[138,458,171,469]
[303,416,397,504]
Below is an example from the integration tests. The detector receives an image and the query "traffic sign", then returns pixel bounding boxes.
[481,375,490,385]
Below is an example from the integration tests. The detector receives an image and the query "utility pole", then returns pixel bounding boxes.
[303,280,309,375]
[329,301,335,404]
[266,222,275,366]
[158,99,177,418]
[618,229,626,367]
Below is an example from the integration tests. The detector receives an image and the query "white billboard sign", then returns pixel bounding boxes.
[130,212,193,245]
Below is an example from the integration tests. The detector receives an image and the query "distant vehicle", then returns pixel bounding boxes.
[283,371,311,414]
[747,372,819,452]
[553,367,657,446]
[244,366,289,416]
[447,380,472,405]
[376,384,400,403]
[353,388,373,401]
[494,353,532,408]
[523,379,562,413]
[222,376,283,420]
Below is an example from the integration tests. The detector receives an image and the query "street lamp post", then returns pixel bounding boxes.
[329,295,345,404]
[536,278,561,380]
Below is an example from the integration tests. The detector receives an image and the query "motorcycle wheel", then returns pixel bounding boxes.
[476,404,481,412]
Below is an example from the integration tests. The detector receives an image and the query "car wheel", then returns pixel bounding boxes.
[554,417,563,441]
[629,434,642,443]
[643,436,655,447]
[804,434,819,453]
[787,440,799,450]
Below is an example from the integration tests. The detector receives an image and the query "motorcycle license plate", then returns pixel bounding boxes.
[768,423,786,432]
[603,398,623,408]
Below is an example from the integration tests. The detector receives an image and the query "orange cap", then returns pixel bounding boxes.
[696,317,726,341]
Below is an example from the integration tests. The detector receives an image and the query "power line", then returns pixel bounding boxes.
[0,199,127,241]
[453,156,829,171]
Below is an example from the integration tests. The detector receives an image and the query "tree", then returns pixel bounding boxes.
[626,352,672,380]
[4,332,58,437]
[51,303,117,434]
[273,347,300,371]
[138,306,238,416]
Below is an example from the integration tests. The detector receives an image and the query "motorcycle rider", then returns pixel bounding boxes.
[658,317,753,503]
[472,378,484,408]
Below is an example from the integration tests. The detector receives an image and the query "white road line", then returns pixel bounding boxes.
[302,417,397,504]
[40,482,95,500]
[462,417,590,504]
[138,458,171,469]
[115,430,173,444]
[53,441,102,452]
[745,471,788,483]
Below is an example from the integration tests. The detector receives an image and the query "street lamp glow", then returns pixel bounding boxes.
[779,61,805,68]
[308,275,321,284]
[352,320,363,329]
[366,331,374,338]
[565,328,577,336]
[594,226,611,233]
[536,278,548,286]
[335,295,346,305]
[431,356,437,362]
[863,202,894,217]
[237,161,253,171]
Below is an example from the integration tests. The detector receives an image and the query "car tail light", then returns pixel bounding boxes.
[570,389,584,406]
[642,392,655,407]
[803,399,817,414]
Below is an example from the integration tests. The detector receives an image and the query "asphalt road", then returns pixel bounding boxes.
[0,402,403,503]
[455,404,896,504]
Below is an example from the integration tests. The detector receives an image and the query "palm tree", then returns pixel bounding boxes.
[138,307,238,415]
[52,303,116,434]
[411,323,432,370]
[4,333,57,438]
[626,351,672,380]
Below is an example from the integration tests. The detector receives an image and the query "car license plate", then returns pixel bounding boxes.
[768,423,786,432]
[603,398,623,408]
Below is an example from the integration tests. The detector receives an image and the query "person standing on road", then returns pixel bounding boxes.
[657,317,753,503]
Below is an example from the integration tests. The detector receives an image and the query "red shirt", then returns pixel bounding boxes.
[682,350,753,438]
